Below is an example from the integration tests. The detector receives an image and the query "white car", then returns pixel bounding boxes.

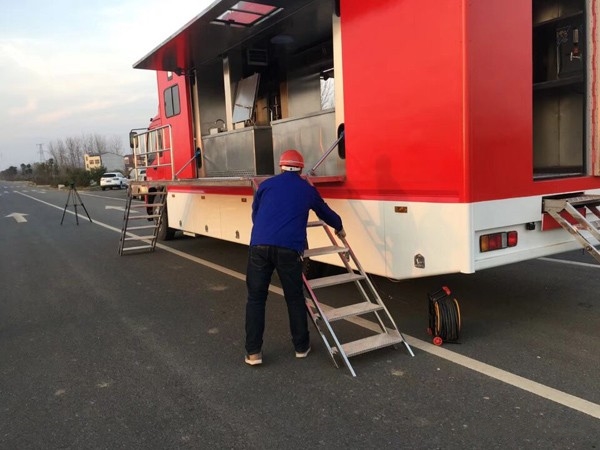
[128,168,147,181]
[100,172,128,190]
[128,168,147,199]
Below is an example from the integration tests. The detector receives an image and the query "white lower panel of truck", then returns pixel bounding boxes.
[165,188,600,280]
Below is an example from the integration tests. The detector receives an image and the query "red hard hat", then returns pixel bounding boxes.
[279,149,304,169]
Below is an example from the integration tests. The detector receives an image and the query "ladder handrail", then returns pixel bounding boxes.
[334,230,410,342]
[307,131,344,176]
[175,149,202,180]
[130,125,175,180]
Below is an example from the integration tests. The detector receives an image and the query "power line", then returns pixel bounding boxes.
[37,143,44,162]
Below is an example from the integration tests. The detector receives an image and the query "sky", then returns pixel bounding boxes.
[0,0,215,170]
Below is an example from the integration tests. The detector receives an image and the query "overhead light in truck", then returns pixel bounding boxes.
[211,1,281,27]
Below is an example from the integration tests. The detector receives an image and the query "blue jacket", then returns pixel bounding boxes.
[250,171,343,253]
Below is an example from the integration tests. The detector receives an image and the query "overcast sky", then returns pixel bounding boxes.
[0,0,214,170]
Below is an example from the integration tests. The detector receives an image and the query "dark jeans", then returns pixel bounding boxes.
[245,245,309,355]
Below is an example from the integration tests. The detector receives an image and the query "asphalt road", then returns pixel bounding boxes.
[1,181,599,449]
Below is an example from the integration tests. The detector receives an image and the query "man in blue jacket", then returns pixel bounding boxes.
[245,149,345,366]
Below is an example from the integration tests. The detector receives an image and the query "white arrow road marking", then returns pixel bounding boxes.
[5,212,28,223]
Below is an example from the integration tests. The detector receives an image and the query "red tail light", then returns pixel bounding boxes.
[480,231,518,252]
[506,231,518,247]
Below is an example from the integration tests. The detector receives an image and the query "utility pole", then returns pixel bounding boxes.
[37,143,44,162]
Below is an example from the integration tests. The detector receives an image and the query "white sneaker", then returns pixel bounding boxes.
[245,352,263,366]
[295,347,311,358]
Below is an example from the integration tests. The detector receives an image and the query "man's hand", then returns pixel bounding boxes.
[335,228,346,239]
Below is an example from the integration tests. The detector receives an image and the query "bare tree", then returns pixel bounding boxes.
[93,134,105,154]
[81,133,122,156]
[48,139,68,169]
[81,134,94,155]
[65,137,84,168]
[44,133,120,174]
[107,135,123,155]
[81,133,101,155]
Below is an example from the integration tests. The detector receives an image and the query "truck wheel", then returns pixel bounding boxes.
[157,206,176,241]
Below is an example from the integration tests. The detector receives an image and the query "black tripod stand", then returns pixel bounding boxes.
[60,183,92,225]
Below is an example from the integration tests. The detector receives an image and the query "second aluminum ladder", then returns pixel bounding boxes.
[118,185,167,255]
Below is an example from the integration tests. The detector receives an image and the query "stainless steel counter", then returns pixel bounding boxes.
[201,126,274,177]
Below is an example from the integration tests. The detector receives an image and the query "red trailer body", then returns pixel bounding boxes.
[129,0,600,279]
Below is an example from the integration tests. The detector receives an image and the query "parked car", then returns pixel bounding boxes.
[128,168,147,181]
[128,168,147,199]
[100,172,128,190]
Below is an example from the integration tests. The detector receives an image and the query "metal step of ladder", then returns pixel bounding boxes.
[118,186,167,255]
[543,195,600,263]
[303,220,414,376]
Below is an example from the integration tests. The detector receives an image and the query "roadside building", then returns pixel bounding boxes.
[84,153,124,172]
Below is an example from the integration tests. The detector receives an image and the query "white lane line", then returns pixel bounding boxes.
[405,337,600,420]
[538,257,600,269]
[80,192,127,201]
[16,191,600,420]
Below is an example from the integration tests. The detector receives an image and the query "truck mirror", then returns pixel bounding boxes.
[129,131,138,149]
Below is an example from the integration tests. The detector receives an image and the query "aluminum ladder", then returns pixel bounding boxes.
[118,185,167,255]
[543,194,600,263]
[303,220,414,376]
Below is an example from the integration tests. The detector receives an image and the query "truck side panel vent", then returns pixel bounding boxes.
[247,48,268,66]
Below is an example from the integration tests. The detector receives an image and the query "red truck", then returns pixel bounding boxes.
[128,0,600,279]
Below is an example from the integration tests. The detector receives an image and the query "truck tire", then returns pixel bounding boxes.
[157,206,176,241]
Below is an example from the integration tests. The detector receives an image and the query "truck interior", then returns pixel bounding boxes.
[533,0,586,179]
[134,0,344,179]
